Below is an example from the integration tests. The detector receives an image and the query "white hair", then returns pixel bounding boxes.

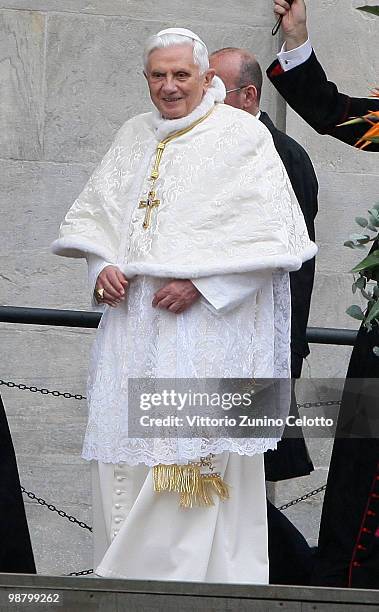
[143,33,209,74]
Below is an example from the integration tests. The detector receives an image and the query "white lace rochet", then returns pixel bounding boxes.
[83,272,291,466]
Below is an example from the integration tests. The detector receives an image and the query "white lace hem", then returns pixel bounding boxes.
[82,437,279,466]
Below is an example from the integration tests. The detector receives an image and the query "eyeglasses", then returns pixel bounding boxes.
[225,85,251,94]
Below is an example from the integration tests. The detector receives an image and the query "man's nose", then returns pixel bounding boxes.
[162,77,178,94]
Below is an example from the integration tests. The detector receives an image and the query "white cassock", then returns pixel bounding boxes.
[52,76,317,583]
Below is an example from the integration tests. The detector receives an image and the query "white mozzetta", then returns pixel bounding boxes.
[52,79,317,278]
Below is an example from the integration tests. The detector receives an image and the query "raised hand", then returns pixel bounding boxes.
[273,0,308,49]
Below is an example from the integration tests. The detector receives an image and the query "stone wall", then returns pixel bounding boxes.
[0,0,378,575]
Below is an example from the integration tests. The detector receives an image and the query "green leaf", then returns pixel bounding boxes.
[349,233,371,244]
[365,300,379,325]
[373,202,379,211]
[339,117,365,126]
[346,305,365,320]
[355,216,368,227]
[368,137,379,144]
[355,276,367,290]
[361,287,373,300]
[344,240,357,249]
[345,240,367,249]
[352,275,366,295]
[367,224,379,232]
[351,250,379,273]
[373,346,379,357]
[356,6,379,16]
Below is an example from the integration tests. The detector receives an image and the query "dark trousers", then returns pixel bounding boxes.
[311,326,379,588]
[0,395,36,573]
[266,352,314,585]
[267,500,314,585]
[265,351,314,482]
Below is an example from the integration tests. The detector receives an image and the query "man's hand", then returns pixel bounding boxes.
[152,280,200,314]
[273,0,308,50]
[95,265,128,307]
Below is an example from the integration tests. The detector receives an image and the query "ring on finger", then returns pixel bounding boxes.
[95,287,105,300]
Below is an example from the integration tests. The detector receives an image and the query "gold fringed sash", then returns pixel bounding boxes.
[153,463,229,508]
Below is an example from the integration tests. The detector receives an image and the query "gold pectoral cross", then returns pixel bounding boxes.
[138,190,160,229]
[136,106,215,232]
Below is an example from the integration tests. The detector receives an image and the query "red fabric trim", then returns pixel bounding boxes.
[269,62,284,78]
[348,462,379,587]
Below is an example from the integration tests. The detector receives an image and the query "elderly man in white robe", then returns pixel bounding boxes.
[52,27,316,584]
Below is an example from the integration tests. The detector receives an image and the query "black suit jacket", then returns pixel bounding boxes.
[259,111,318,373]
[267,50,379,588]
[261,112,317,482]
[267,51,379,149]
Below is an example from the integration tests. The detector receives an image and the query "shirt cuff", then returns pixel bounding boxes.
[277,38,312,71]
[192,272,269,315]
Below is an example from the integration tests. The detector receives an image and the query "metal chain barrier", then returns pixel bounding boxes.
[8,377,333,521]
[65,569,94,576]
[0,379,86,400]
[277,484,326,511]
[21,480,326,533]
[0,377,342,410]
[297,400,341,409]
[21,486,92,532]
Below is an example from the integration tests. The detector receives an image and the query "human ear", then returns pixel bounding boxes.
[243,85,258,112]
[203,68,216,91]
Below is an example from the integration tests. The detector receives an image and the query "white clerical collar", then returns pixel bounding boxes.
[151,76,226,141]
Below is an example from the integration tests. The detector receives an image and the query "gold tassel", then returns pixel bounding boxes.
[153,463,201,495]
[179,473,230,508]
[153,463,182,492]
[196,475,215,507]
[179,491,196,508]
[195,473,230,507]
[206,473,230,502]
[153,464,230,508]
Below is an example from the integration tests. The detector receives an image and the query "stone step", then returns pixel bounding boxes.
[0,574,378,612]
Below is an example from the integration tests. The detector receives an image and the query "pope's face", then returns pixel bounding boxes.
[145,44,215,119]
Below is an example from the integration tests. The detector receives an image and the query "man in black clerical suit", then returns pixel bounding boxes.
[210,47,318,585]
[267,0,379,589]
[0,394,36,573]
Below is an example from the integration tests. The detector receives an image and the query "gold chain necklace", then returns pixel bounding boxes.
[138,105,215,229]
